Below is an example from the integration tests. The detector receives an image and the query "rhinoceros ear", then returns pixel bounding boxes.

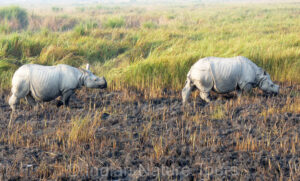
[78,67,88,75]
[86,64,90,71]
[257,68,264,75]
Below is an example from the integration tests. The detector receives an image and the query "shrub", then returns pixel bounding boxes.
[43,16,77,31]
[86,41,127,63]
[0,59,20,89]
[143,21,157,29]
[0,34,45,59]
[73,21,98,36]
[73,24,87,36]
[51,7,63,12]
[0,24,10,33]
[167,14,176,20]
[21,39,44,57]
[76,7,85,12]
[0,59,19,72]
[0,35,23,58]
[39,45,67,65]
[0,6,28,31]
[128,40,162,61]
[103,17,125,28]
[75,37,128,63]
[58,53,87,67]
[122,54,199,90]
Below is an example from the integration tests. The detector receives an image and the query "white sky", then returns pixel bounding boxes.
[0,0,298,6]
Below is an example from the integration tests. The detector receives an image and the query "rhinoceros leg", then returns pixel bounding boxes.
[56,100,63,107]
[242,84,253,94]
[200,92,211,103]
[62,90,75,106]
[193,81,212,103]
[25,94,37,107]
[236,89,242,98]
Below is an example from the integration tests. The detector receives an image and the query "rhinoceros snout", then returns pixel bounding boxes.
[100,82,107,89]
[99,77,107,89]
[275,85,280,95]
[265,84,279,96]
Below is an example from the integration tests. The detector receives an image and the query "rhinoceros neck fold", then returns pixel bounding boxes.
[257,76,268,88]
[78,70,85,88]
[240,58,261,88]
[253,67,266,88]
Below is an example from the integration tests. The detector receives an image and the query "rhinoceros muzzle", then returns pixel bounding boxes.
[263,86,279,96]
[99,82,107,89]
[263,91,278,97]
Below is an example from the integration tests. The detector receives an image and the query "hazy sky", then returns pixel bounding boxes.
[0,0,297,6]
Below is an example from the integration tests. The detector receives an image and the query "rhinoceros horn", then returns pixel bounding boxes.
[86,64,90,70]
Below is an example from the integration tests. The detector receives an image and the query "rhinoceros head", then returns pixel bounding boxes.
[182,79,194,104]
[80,65,107,89]
[258,70,279,95]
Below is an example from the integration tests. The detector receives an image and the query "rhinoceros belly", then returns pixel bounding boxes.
[29,67,61,102]
[209,58,241,93]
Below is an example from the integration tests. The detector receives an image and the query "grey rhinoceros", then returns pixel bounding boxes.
[9,64,107,110]
[182,56,279,104]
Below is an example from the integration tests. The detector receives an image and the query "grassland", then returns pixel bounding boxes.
[0,1,299,180]
[0,2,299,91]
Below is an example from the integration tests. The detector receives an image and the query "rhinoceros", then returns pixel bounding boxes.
[9,64,107,110]
[182,56,279,104]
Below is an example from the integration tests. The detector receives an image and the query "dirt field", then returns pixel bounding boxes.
[0,84,299,180]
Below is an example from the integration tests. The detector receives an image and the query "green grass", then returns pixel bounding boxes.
[143,21,158,29]
[0,59,18,89]
[103,17,125,28]
[0,3,299,91]
[0,6,28,31]
[51,7,63,13]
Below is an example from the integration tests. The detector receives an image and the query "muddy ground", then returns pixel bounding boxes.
[0,85,299,180]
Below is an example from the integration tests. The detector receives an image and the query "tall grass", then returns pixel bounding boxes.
[0,6,28,31]
[0,3,299,91]
[103,17,125,28]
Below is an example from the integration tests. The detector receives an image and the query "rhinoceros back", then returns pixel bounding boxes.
[26,65,61,101]
[209,57,242,93]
